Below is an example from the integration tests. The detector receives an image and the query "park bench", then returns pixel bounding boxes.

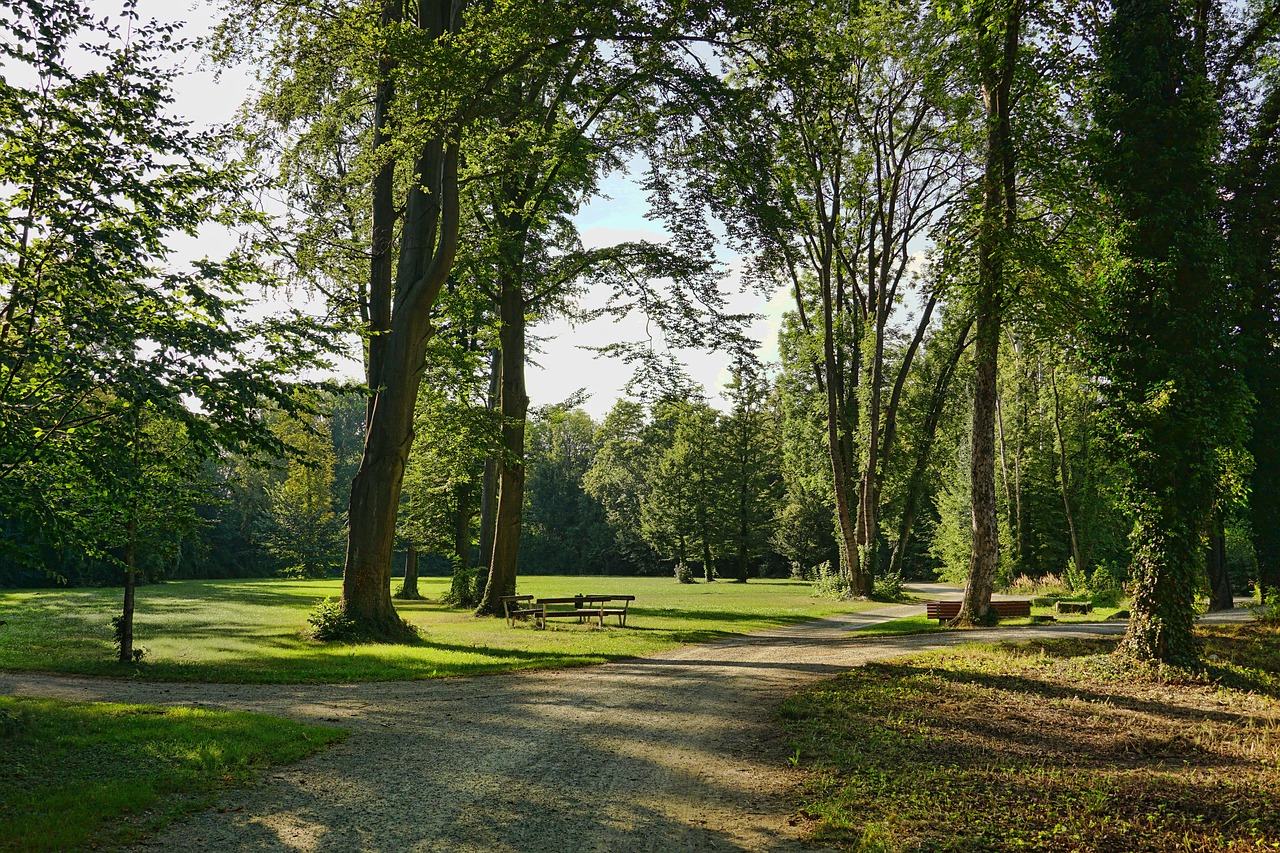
[500,595,545,629]
[926,600,1032,621]
[1056,600,1093,614]
[537,594,635,627]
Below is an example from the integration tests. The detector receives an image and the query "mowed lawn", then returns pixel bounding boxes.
[0,576,877,683]
[0,696,344,852]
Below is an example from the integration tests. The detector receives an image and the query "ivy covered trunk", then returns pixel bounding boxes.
[1094,0,1248,665]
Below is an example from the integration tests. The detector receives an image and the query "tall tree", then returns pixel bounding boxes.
[720,361,780,582]
[1092,0,1250,664]
[953,0,1022,624]
[0,0,330,655]
[667,0,969,596]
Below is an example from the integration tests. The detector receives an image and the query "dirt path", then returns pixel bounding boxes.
[0,602,1252,852]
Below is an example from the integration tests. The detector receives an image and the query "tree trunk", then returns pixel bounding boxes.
[344,138,460,641]
[889,320,972,579]
[477,348,500,576]
[820,266,865,596]
[1206,515,1233,612]
[363,0,402,427]
[736,482,749,583]
[477,265,528,616]
[400,543,421,600]
[702,532,715,583]
[1121,515,1203,663]
[118,524,136,665]
[1050,366,1084,578]
[957,0,1020,626]
[449,479,474,605]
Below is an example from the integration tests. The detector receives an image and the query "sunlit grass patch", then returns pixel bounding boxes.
[0,696,344,851]
[0,576,878,683]
[783,624,1280,852]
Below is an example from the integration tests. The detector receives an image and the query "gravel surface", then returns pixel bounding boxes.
[0,598,1253,852]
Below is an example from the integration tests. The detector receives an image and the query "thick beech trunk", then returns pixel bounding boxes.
[363,0,401,429]
[957,0,1020,625]
[341,2,463,641]
[344,141,460,639]
[477,267,528,616]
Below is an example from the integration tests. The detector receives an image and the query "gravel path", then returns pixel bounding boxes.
[0,599,1253,852]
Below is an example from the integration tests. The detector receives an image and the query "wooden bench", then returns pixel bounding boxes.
[500,595,545,628]
[537,595,635,627]
[926,600,1032,621]
[1056,600,1093,614]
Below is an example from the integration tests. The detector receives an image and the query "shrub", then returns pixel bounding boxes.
[813,561,854,599]
[872,571,905,602]
[674,560,694,584]
[305,597,357,641]
[1064,558,1089,593]
[1088,561,1124,607]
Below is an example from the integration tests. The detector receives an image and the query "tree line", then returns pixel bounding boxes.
[1,0,1276,667]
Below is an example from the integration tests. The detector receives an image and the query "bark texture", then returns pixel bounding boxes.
[957,0,1020,626]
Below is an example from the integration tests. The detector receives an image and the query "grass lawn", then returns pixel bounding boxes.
[783,622,1280,852]
[0,696,344,851]
[852,603,1128,638]
[0,575,876,683]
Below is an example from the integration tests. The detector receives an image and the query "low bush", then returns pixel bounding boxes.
[304,597,358,641]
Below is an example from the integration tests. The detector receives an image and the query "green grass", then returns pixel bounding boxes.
[853,604,1127,638]
[853,615,942,637]
[0,696,344,851]
[783,623,1280,852]
[0,576,876,683]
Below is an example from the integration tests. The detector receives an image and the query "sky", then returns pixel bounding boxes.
[121,0,791,419]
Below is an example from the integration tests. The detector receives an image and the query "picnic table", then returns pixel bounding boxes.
[539,595,635,627]
[499,594,636,628]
